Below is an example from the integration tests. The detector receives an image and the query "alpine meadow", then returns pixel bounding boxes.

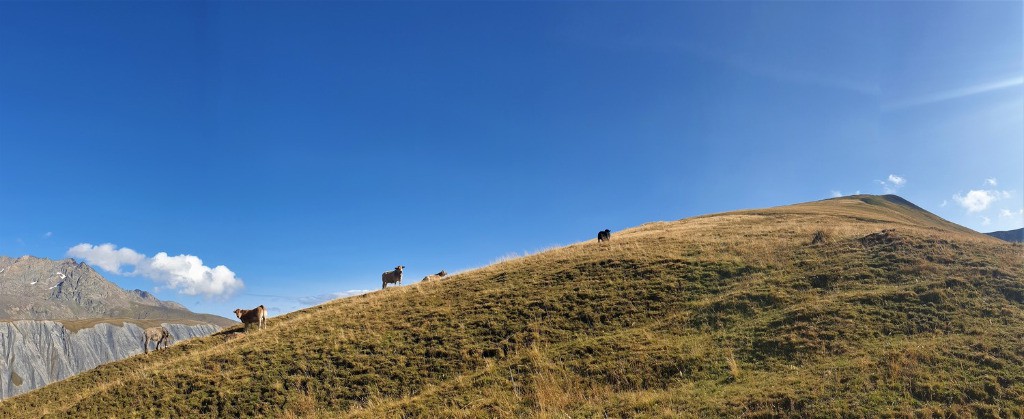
[1,2,1022,418]
[3,195,1022,417]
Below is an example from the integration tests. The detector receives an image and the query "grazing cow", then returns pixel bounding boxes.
[234,304,267,331]
[143,326,171,354]
[597,229,611,242]
[382,265,404,289]
[421,270,448,282]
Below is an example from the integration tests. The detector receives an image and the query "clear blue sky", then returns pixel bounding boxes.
[2,1,1021,317]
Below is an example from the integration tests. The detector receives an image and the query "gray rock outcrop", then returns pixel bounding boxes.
[0,320,220,399]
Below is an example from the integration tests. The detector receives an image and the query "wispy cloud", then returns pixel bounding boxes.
[981,216,992,226]
[1000,208,1024,219]
[44,232,53,238]
[940,200,948,208]
[883,76,1024,111]
[241,289,374,316]
[986,178,998,187]
[67,243,244,298]
[830,190,862,198]
[668,41,879,96]
[877,174,907,194]
[296,290,372,306]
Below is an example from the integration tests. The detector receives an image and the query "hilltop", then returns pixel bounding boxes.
[2,195,1022,417]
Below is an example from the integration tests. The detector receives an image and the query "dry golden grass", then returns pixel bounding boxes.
[2,194,1022,417]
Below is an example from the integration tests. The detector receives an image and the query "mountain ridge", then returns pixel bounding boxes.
[0,255,235,327]
[986,228,1024,243]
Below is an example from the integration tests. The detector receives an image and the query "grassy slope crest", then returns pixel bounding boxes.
[2,194,1022,417]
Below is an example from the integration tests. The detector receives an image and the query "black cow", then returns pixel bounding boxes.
[597,229,611,242]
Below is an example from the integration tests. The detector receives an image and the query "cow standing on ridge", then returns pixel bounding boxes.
[597,229,611,242]
[382,265,404,289]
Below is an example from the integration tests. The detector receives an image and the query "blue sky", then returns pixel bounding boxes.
[1,1,1021,317]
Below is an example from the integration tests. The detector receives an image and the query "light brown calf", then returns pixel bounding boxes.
[234,304,267,331]
[143,326,172,354]
[421,270,448,282]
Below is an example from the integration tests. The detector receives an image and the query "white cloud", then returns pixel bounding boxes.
[139,253,243,298]
[940,200,948,207]
[830,190,843,198]
[44,232,53,238]
[67,243,243,298]
[876,174,907,194]
[986,178,998,186]
[888,174,906,187]
[68,243,145,273]
[981,216,992,226]
[952,190,1001,213]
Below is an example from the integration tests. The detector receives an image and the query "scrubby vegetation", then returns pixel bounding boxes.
[2,195,1022,417]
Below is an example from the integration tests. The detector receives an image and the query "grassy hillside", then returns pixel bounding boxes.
[3,195,1022,417]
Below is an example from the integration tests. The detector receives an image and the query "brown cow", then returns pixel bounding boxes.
[382,265,404,289]
[143,326,172,354]
[234,304,267,331]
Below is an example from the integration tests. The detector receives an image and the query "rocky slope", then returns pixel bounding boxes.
[0,320,220,399]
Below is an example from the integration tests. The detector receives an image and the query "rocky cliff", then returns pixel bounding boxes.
[0,320,221,399]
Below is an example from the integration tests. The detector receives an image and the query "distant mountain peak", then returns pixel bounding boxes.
[131,289,156,300]
[0,255,233,326]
